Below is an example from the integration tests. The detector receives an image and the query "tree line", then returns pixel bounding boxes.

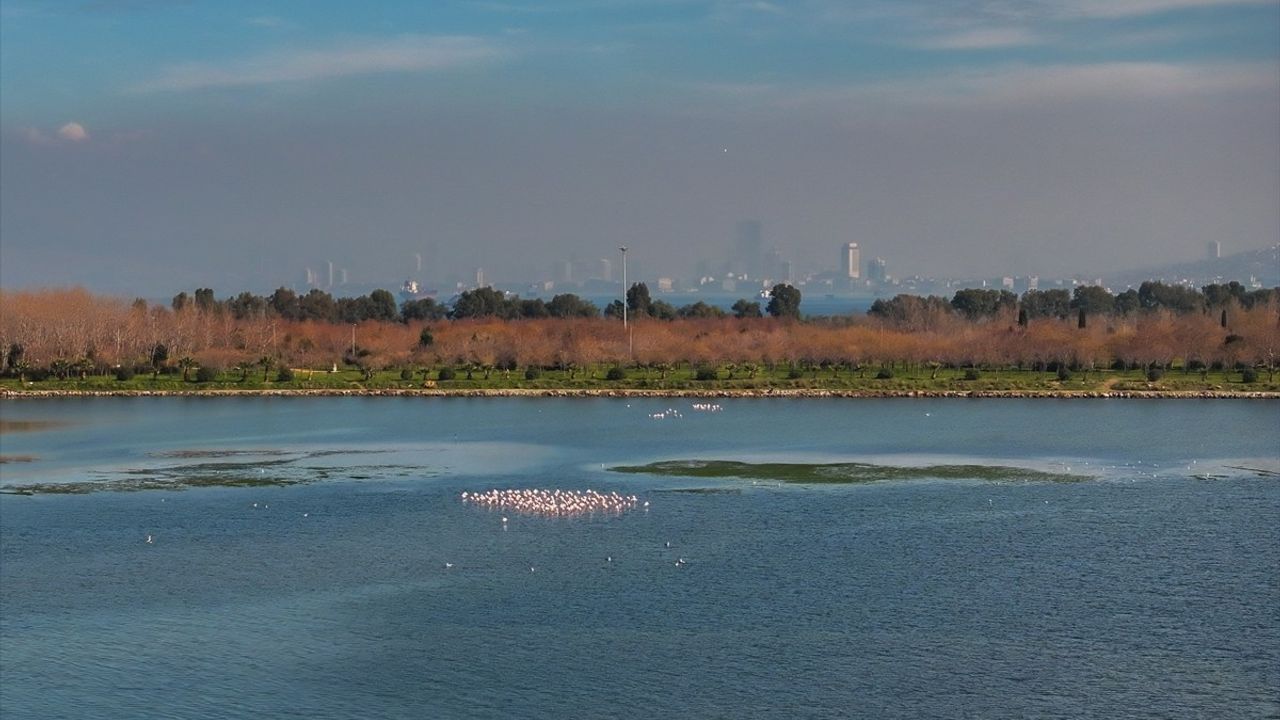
[1,281,1276,383]
[176,281,803,324]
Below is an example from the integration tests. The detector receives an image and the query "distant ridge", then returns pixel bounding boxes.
[1103,245,1279,290]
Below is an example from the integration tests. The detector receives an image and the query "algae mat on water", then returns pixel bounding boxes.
[609,460,1090,484]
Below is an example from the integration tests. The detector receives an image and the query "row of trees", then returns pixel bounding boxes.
[870,281,1276,330]
[166,282,803,323]
[173,280,1273,328]
[2,285,1276,383]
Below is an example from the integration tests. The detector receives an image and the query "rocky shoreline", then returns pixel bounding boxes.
[2,388,1276,399]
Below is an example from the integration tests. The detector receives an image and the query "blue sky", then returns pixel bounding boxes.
[2,0,1278,294]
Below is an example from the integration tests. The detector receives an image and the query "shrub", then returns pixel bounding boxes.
[400,368,415,381]
[787,365,803,379]
[695,366,718,381]
[605,366,626,381]
[418,328,434,347]
[437,367,456,381]
[875,368,894,380]
[1056,366,1072,381]
[524,367,541,380]
[195,366,219,383]
[114,366,135,381]
[1241,368,1258,384]
[1186,359,1207,371]
[277,367,295,382]
[1147,368,1164,382]
[963,368,981,381]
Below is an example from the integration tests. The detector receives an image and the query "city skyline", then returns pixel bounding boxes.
[2,1,1278,296]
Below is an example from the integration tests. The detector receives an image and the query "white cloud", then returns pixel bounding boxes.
[57,122,89,142]
[135,35,506,93]
[1055,0,1278,19]
[17,123,91,145]
[688,61,1278,111]
[915,27,1042,50]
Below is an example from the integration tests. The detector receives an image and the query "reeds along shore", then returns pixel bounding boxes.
[1,288,1277,386]
[3,388,1278,399]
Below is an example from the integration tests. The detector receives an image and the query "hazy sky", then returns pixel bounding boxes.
[2,0,1277,295]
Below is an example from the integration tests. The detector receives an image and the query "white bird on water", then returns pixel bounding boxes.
[145,535,153,544]
[444,562,454,569]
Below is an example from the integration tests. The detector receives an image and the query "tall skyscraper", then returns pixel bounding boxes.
[1208,241,1221,260]
[734,220,763,279]
[843,243,861,280]
[868,257,887,284]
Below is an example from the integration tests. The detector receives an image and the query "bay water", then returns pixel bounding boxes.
[1,398,1277,719]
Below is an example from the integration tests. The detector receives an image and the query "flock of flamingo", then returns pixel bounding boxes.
[460,488,646,518]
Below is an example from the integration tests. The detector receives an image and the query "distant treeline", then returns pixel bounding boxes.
[1,281,1276,383]
[183,280,1269,325]
[869,281,1276,326]
[180,282,795,323]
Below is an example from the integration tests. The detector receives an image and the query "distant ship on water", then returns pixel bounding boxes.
[399,279,437,302]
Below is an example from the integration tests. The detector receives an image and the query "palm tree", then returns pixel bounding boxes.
[177,356,197,382]
[73,357,95,380]
[50,358,71,380]
[258,356,275,382]
[12,359,31,383]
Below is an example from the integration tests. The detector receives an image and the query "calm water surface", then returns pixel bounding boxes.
[1,398,1277,719]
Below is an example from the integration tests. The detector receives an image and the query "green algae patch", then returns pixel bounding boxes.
[0,447,437,495]
[610,459,1089,484]
[0,454,38,464]
[0,475,302,495]
[0,419,69,434]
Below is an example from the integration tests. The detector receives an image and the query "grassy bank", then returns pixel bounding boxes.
[1,363,1276,397]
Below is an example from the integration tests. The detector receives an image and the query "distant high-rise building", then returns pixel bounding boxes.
[553,260,573,284]
[1208,241,1221,260]
[597,258,613,282]
[327,261,335,288]
[842,243,861,280]
[339,268,349,285]
[867,257,887,284]
[475,267,486,287]
[735,220,764,279]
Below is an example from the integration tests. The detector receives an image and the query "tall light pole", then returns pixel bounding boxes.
[619,246,628,329]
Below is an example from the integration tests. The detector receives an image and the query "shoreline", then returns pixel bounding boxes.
[2,388,1277,399]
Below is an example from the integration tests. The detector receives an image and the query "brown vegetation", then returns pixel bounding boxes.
[2,288,1278,380]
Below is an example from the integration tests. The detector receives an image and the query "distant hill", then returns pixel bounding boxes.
[1103,245,1278,291]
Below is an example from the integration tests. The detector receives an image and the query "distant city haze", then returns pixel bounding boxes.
[2,1,1277,296]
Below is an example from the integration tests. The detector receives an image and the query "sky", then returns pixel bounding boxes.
[1,0,1277,296]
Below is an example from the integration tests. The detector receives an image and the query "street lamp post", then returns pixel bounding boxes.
[619,246,628,329]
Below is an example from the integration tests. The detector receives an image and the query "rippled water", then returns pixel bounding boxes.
[1,398,1277,719]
